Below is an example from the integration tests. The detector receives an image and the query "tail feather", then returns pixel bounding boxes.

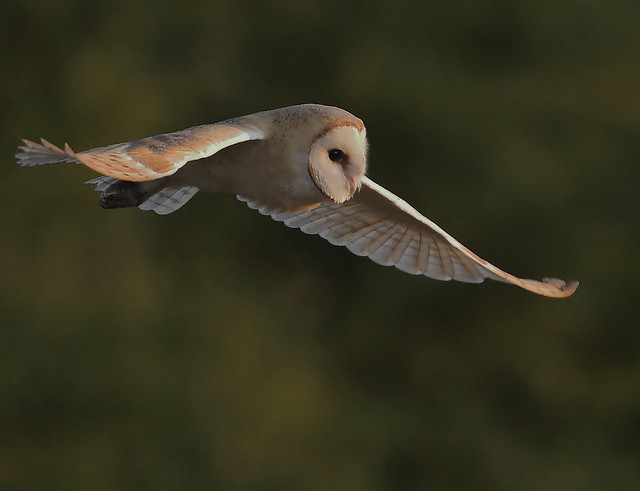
[85,176,120,192]
[86,176,198,214]
[138,186,199,215]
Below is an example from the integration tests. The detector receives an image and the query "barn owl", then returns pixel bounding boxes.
[16,104,578,298]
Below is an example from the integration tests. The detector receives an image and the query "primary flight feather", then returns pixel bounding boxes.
[16,104,578,298]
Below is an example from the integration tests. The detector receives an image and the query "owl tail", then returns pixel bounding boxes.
[86,177,199,215]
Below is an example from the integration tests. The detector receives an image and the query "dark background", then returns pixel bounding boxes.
[2,0,638,489]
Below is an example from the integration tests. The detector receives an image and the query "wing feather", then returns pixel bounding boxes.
[387,226,413,265]
[17,123,264,181]
[416,234,431,275]
[238,176,578,298]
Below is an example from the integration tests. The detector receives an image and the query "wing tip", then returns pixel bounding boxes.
[15,137,74,166]
[541,277,579,298]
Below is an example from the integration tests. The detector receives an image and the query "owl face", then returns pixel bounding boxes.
[307,123,367,204]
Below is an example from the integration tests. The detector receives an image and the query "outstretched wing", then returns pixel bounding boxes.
[16,123,264,181]
[240,176,578,298]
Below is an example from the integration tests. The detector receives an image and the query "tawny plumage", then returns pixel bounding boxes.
[16,104,578,298]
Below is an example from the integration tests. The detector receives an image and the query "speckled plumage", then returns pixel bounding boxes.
[16,103,578,297]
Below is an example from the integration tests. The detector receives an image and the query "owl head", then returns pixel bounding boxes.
[307,119,368,204]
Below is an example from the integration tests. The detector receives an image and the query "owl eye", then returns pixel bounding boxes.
[328,149,345,162]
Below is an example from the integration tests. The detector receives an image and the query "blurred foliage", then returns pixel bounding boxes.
[1,0,639,489]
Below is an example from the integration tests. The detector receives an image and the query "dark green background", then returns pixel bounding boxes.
[2,0,638,489]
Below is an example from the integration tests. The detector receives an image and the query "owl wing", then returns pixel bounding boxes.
[240,176,577,298]
[16,123,264,181]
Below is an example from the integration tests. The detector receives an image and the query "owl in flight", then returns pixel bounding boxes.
[16,104,578,298]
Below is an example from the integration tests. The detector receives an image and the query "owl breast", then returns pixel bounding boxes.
[175,138,328,213]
